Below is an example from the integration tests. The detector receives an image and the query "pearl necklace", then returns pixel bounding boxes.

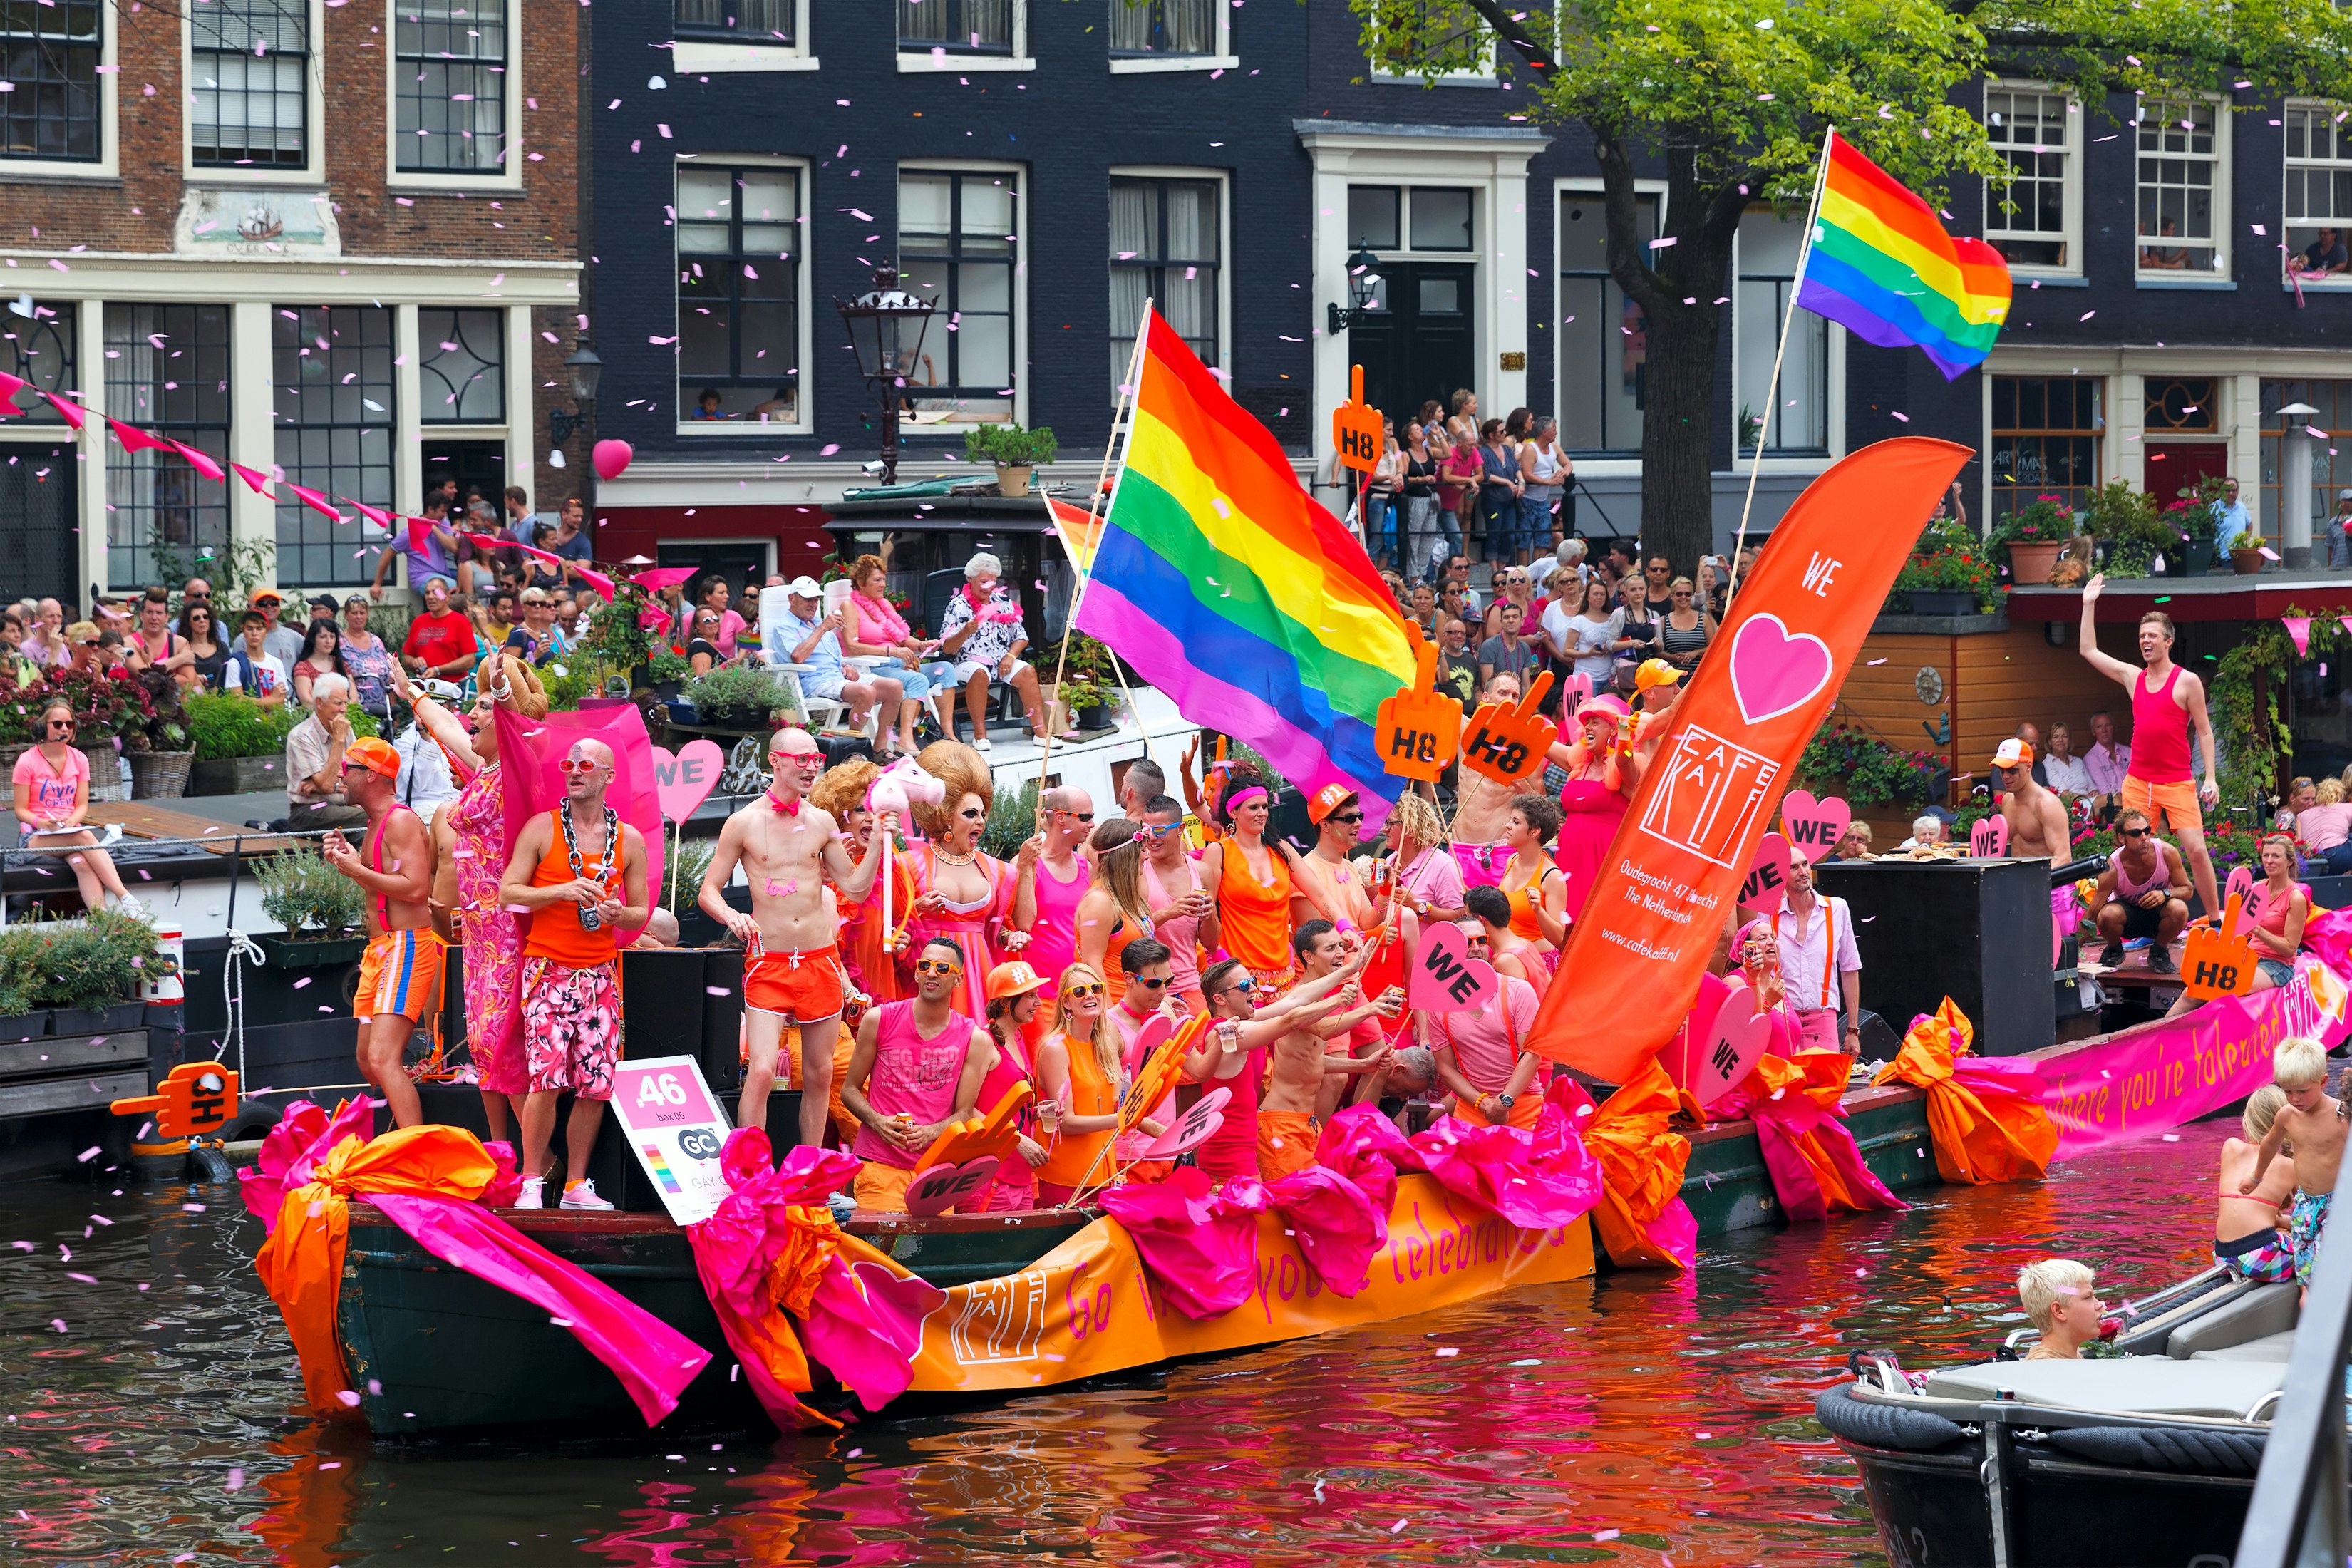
[933,846,979,868]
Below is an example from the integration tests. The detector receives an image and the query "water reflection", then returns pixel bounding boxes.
[0,1126,2218,1565]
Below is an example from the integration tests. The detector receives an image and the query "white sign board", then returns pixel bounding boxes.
[606,1054,734,1225]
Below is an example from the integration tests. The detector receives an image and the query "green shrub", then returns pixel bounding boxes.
[0,909,167,1013]
[981,777,1039,861]
[186,691,304,760]
[683,666,799,726]
[663,835,716,909]
[1797,721,1944,810]
[253,844,368,936]
[962,422,1058,467]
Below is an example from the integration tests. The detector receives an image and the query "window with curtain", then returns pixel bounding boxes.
[1991,376,2102,522]
[395,0,507,174]
[1110,177,1218,401]
[676,165,800,422]
[898,0,1011,53]
[273,306,393,585]
[1984,86,2074,270]
[419,308,505,424]
[901,170,1016,416]
[1109,0,1214,54]
[2285,103,2352,277]
[1735,207,1827,455]
[104,304,231,590]
[192,0,307,167]
[1559,191,1654,456]
[674,0,793,42]
[0,0,102,162]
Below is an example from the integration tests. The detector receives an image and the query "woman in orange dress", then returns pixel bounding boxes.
[1074,816,1150,1008]
[1195,763,1309,991]
[811,759,919,1006]
[1498,793,1567,993]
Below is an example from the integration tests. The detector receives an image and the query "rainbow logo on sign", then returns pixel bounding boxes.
[640,1143,684,1195]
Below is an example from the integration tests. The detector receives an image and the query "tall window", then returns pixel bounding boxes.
[0,301,75,423]
[900,170,1016,416]
[2260,380,2352,537]
[1991,376,2101,522]
[1984,86,2073,271]
[676,165,800,423]
[418,308,503,423]
[1736,208,1827,455]
[1559,190,1654,457]
[898,0,1011,53]
[2283,103,2352,280]
[273,306,392,584]
[674,0,793,42]
[1110,177,1217,401]
[1110,0,1213,55]
[2137,101,2222,276]
[0,1,102,163]
[104,305,231,589]
[192,0,307,167]
[394,1,507,175]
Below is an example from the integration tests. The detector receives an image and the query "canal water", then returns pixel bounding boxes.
[2,1125,2219,1567]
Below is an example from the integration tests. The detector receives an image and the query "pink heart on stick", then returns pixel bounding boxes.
[1141,1086,1232,1158]
[651,738,726,823]
[1407,919,1501,1012]
[1739,831,1793,908]
[903,1154,1001,1217]
[1123,1013,1173,1075]
[1780,790,1852,856]
[1970,815,2009,857]
[1697,979,1773,1108]
[1728,613,1835,726]
[1559,671,1594,718]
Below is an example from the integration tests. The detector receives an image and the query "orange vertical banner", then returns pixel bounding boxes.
[1527,438,1973,1083]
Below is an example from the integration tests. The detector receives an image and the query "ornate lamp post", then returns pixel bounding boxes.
[1325,244,1385,336]
[835,264,939,486]
[550,336,604,507]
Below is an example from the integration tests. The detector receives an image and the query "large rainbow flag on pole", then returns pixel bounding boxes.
[1076,311,1415,815]
[1797,130,2011,380]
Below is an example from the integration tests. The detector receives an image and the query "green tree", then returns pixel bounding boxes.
[1351,0,2352,572]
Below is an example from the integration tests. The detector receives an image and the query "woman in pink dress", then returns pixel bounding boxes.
[904,741,1025,1021]
[1554,693,1643,922]
[396,654,547,1142]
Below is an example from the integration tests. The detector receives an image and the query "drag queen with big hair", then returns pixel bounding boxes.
[904,740,1027,1022]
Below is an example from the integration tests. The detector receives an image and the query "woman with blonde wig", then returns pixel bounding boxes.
[1074,816,1150,1009]
[1032,961,1127,1205]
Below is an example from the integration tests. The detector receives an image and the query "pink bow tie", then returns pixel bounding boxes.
[765,792,801,816]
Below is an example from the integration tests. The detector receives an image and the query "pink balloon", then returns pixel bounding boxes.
[592,438,634,482]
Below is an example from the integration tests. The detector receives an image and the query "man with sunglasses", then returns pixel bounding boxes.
[699,726,897,1150]
[1294,783,1376,934]
[1991,737,2071,869]
[322,736,442,1136]
[1011,786,1094,1002]
[837,935,994,1211]
[498,738,651,1210]
[1180,951,1369,1187]
[2093,808,2191,973]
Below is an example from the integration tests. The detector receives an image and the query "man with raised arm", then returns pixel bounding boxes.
[1010,785,1093,1003]
[697,726,894,1149]
[497,737,651,1210]
[321,736,441,1131]
[2079,576,2222,920]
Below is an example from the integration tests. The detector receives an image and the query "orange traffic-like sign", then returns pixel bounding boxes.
[111,1061,239,1140]
[1331,364,1383,474]
[1374,619,1462,782]
[2182,895,2261,1001]
[1460,669,1560,787]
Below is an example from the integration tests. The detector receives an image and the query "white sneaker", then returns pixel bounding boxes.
[514,1175,544,1209]
[111,894,150,919]
[559,1178,613,1211]
[973,736,994,753]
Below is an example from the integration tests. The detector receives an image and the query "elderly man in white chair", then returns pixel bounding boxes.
[936,552,1050,753]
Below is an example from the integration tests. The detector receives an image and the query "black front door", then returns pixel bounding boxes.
[1348,261,1476,430]
[0,440,77,605]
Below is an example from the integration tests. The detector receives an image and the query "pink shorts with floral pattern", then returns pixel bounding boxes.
[521,955,620,1100]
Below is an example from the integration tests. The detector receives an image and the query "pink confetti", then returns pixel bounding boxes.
[226,1468,244,1491]
[706,986,732,996]
[292,976,312,989]
[76,1145,98,1162]
[335,1389,361,1407]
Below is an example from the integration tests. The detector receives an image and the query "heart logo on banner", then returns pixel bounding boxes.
[1407,920,1501,1011]
[1970,815,2008,857]
[1739,831,1793,907]
[651,738,726,822]
[1698,979,1773,1108]
[1142,1086,1232,1159]
[1780,790,1852,856]
[902,1154,1001,1217]
[1728,613,1835,726]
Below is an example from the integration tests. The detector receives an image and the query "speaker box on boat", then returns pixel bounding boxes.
[1815,857,2054,1056]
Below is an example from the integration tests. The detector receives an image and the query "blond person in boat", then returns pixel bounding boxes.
[2016,1259,2106,1361]
[2239,1035,2344,1288]
[838,935,994,1211]
[698,726,896,1147]
[1031,961,1126,1206]
[2215,1085,2296,1283]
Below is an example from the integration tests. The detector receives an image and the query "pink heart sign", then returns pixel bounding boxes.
[1780,790,1852,857]
[1727,612,1834,726]
[1970,815,2008,857]
[1698,979,1773,1108]
[1559,671,1595,718]
[1739,831,1792,908]
[1408,920,1501,1012]
[651,738,726,822]
[902,1154,1001,1217]
[1141,1085,1232,1158]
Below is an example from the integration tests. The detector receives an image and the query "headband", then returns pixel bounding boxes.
[1224,786,1269,813]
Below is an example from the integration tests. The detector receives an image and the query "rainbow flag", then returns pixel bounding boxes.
[1046,496,1103,571]
[1076,311,1414,815]
[1798,131,2011,381]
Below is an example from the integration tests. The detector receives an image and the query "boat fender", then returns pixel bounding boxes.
[187,1141,241,1187]
[1813,1383,1969,1453]
[2038,1424,2266,1477]
[217,1102,284,1143]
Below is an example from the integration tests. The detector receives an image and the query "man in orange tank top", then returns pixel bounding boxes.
[321,736,440,1130]
[2078,577,2221,922]
[497,738,650,1210]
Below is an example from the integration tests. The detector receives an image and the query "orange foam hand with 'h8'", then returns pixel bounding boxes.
[1460,669,1557,788]
[1330,364,1383,475]
[1374,620,1462,783]
[914,1080,1036,1172]
[2182,894,2261,1001]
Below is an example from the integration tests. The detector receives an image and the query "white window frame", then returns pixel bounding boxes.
[1731,206,1845,469]
[0,6,117,180]
[670,0,817,73]
[181,0,324,185]
[1552,175,1665,474]
[1983,80,2081,281]
[673,153,814,438]
[1107,166,1230,403]
[1108,0,1236,75]
[897,0,1033,73]
[2281,98,2352,289]
[2134,94,2230,284]
[383,0,524,193]
[1368,7,1494,87]
[895,159,1029,426]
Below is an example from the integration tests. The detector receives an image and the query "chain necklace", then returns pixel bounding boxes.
[560,802,621,930]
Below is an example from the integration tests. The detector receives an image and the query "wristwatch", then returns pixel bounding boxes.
[1492,1092,1516,1110]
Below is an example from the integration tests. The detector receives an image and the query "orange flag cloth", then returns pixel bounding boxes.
[1874,997,2057,1185]
[1575,1061,1698,1269]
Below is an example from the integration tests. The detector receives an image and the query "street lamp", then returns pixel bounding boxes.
[549,337,602,449]
[835,263,939,487]
[1326,244,1384,336]
[2281,401,2319,569]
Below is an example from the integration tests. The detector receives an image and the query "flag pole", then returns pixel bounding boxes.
[1723,125,1836,614]
[1033,299,1151,825]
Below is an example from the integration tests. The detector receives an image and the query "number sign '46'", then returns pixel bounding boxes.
[608,1055,736,1225]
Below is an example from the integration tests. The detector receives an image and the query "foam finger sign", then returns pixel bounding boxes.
[1780,790,1852,857]
[903,1155,1002,1217]
[1970,815,2008,858]
[1698,981,1773,1109]
[1407,919,1500,1012]
[1142,1086,1232,1159]
[1738,832,1792,908]
[653,738,726,822]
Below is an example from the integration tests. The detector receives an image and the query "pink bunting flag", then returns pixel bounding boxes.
[630,566,699,593]
[2340,616,2352,641]
[347,499,393,533]
[406,515,440,557]
[229,462,276,495]
[0,368,30,411]
[574,565,617,599]
[2286,617,2314,656]
[106,418,175,455]
[167,440,225,482]
[41,392,86,430]
[283,482,342,522]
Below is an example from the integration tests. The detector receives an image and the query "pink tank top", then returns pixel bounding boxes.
[2110,845,2166,900]
[850,1000,975,1170]
[1140,855,1202,994]
[1021,855,1089,996]
[2130,667,2192,784]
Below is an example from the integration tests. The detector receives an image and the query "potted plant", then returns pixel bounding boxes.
[7,909,167,1034]
[50,665,152,805]
[647,646,692,703]
[252,844,369,968]
[2229,528,2267,575]
[681,666,799,733]
[2166,477,2226,576]
[126,667,195,800]
[185,691,304,795]
[1987,495,2077,586]
[581,584,661,691]
[964,422,1058,497]
[1889,519,1998,616]
[1051,630,1120,730]
[2080,480,2172,577]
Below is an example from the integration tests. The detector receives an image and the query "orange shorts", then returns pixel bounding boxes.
[2121,775,2202,834]
[1455,1092,1543,1130]
[853,1160,915,1212]
[355,928,445,1024]
[1257,1109,1318,1181]
[745,948,846,1023]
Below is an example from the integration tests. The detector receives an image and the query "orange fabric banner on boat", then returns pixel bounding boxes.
[1525,437,1972,1083]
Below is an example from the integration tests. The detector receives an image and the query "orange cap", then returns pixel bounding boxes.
[986,960,1046,1003]
[343,736,400,780]
[1307,783,1358,824]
